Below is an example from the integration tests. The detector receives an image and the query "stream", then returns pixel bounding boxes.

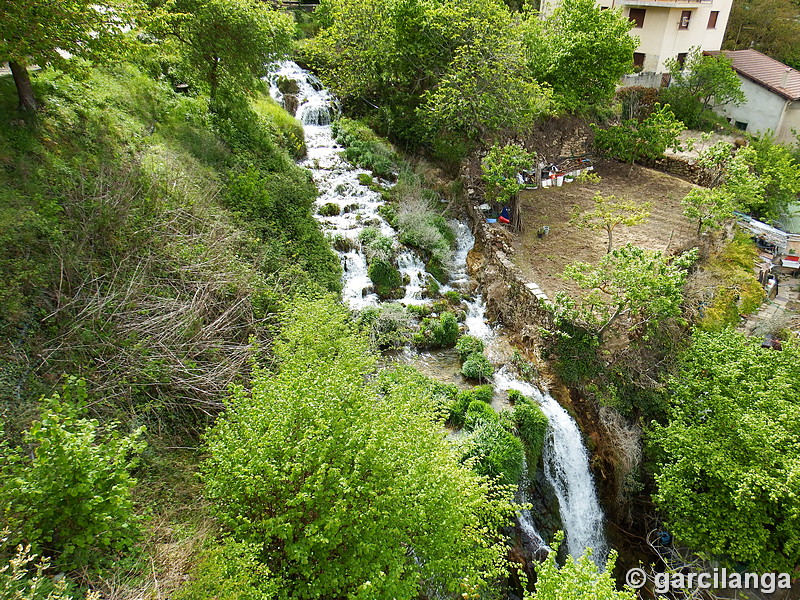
[269,61,608,567]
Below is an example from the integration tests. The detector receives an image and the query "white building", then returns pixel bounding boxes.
[539,0,733,82]
[707,49,800,145]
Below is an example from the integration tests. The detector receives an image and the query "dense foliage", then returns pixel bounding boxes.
[202,296,516,598]
[526,532,635,600]
[522,0,637,112]
[650,330,800,572]
[0,378,144,570]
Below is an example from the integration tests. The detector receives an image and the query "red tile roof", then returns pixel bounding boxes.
[706,49,800,101]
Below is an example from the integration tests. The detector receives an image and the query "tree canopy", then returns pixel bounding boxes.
[202,296,516,599]
[522,0,637,112]
[650,329,800,572]
[0,0,133,110]
[155,0,294,102]
[560,244,698,337]
[661,48,745,128]
[571,193,651,253]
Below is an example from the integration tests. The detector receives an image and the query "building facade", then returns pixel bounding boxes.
[707,49,800,145]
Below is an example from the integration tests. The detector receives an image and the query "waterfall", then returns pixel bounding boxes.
[268,61,430,309]
[270,60,608,567]
[494,368,608,565]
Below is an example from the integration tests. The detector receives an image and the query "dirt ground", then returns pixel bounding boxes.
[512,160,699,299]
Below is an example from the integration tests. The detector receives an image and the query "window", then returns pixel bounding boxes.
[633,53,646,69]
[735,121,748,131]
[707,10,719,28]
[677,52,688,67]
[629,8,646,28]
[679,10,691,29]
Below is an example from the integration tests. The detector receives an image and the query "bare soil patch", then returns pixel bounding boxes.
[512,160,699,298]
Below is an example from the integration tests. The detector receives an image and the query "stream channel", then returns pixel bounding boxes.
[268,61,609,568]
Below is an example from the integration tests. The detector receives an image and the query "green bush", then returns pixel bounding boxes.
[456,335,485,361]
[318,202,340,216]
[331,117,399,179]
[464,421,525,487]
[357,173,373,186]
[465,400,499,431]
[368,259,403,298]
[461,352,494,382]
[357,303,414,349]
[0,378,145,569]
[416,312,460,348]
[0,544,81,600]
[471,384,494,404]
[173,539,281,600]
[514,398,549,467]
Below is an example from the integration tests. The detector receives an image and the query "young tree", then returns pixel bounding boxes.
[592,104,685,174]
[0,0,133,110]
[561,244,698,338]
[481,143,537,231]
[681,186,736,234]
[158,0,294,102]
[522,0,637,112]
[661,48,745,128]
[650,329,800,572]
[571,193,651,253]
[525,532,636,600]
[202,296,516,598]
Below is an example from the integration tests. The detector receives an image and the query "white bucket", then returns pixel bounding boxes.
[556,175,564,186]
[542,179,551,188]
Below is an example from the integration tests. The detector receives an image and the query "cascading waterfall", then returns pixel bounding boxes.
[494,369,608,565]
[269,60,608,567]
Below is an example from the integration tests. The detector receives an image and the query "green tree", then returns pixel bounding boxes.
[522,0,637,112]
[202,296,516,599]
[481,142,536,231]
[525,532,636,600]
[0,378,145,570]
[570,193,651,253]
[0,0,133,110]
[158,0,294,102]
[650,329,800,572]
[421,31,553,141]
[681,187,736,235]
[561,244,698,338]
[310,0,537,146]
[592,104,685,174]
[661,48,745,128]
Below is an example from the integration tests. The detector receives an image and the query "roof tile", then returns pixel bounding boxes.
[706,49,800,101]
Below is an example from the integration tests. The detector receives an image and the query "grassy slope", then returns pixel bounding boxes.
[0,62,339,596]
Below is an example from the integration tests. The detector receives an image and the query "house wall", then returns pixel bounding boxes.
[714,75,786,135]
[776,100,800,145]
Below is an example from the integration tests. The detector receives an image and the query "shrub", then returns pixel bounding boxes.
[368,259,403,298]
[318,202,340,216]
[357,173,373,186]
[416,312,460,348]
[0,543,87,600]
[357,303,414,349]
[443,290,462,303]
[463,421,524,487]
[464,400,499,431]
[471,385,494,404]
[461,352,494,382]
[173,539,281,600]
[514,398,549,467]
[0,378,145,569]
[331,117,399,179]
[359,227,394,263]
[456,335,485,361]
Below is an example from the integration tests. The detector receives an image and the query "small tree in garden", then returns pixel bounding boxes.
[661,48,745,128]
[481,143,536,231]
[681,186,737,234]
[571,193,651,253]
[592,104,684,175]
[561,244,698,338]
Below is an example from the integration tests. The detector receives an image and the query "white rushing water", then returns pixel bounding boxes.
[270,60,607,566]
[494,369,608,565]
